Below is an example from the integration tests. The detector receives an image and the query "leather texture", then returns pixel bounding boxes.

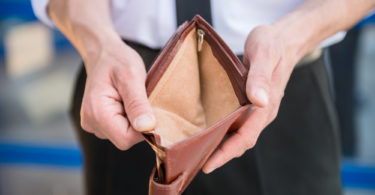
[144,15,252,195]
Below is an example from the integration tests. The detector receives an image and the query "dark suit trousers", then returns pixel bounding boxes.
[70,41,342,195]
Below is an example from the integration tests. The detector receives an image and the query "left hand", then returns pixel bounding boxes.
[203,0,375,174]
[203,25,301,173]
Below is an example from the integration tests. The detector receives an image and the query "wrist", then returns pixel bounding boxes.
[48,0,122,73]
[271,11,315,63]
[76,26,122,73]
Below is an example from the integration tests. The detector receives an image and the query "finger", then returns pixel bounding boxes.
[90,129,107,139]
[98,99,144,150]
[203,108,267,174]
[103,114,144,150]
[203,58,288,170]
[245,53,280,107]
[114,64,156,132]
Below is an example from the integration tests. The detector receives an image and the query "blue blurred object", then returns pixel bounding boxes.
[0,0,37,21]
[0,140,82,168]
[355,13,375,29]
[0,140,375,190]
[342,160,375,190]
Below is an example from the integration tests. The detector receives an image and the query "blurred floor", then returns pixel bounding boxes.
[0,24,374,195]
[0,165,82,195]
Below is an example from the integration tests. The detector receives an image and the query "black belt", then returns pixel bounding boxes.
[175,0,212,26]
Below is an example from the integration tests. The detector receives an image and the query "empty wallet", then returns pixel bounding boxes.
[143,15,252,195]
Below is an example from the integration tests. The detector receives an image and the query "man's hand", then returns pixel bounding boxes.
[203,0,375,173]
[203,25,297,173]
[80,39,155,150]
[48,0,156,150]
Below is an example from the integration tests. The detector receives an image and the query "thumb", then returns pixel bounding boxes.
[245,56,275,107]
[116,69,156,132]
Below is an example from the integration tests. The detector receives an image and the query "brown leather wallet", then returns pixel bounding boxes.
[144,15,252,195]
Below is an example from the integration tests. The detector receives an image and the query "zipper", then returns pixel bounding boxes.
[197,29,205,52]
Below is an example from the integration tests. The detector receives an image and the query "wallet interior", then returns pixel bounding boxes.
[148,27,241,147]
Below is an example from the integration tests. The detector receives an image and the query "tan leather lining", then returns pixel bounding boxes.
[149,27,240,147]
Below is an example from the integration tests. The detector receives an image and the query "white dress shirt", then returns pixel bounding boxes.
[32,0,345,55]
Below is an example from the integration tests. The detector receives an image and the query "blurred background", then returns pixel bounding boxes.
[0,1,374,195]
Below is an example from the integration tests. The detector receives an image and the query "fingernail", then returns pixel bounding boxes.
[134,114,155,131]
[254,88,268,106]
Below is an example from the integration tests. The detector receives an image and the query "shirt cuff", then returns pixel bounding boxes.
[319,31,346,48]
[31,0,55,27]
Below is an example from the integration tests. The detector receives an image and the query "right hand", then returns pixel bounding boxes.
[80,38,156,150]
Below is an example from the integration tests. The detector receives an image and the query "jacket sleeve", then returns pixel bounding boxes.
[31,0,55,27]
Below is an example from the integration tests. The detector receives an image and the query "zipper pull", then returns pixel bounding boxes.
[197,29,205,52]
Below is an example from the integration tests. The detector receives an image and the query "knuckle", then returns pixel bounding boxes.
[241,134,257,150]
[115,141,131,151]
[246,74,269,92]
[94,132,106,140]
[255,75,270,86]
[80,118,95,134]
[272,88,285,101]
[278,91,285,100]
[235,149,245,158]
[125,66,139,79]
[80,104,88,118]
[115,64,144,82]
[80,105,93,130]
[244,139,256,150]
[125,98,149,114]
[80,101,103,133]
[270,102,281,121]
[270,111,278,121]
[80,97,95,119]
[267,104,279,123]
[80,119,88,131]
[233,140,252,159]
[80,115,91,132]
[248,43,273,60]
[220,148,234,161]
[259,46,273,58]
[247,67,272,85]
[248,69,268,80]
[113,68,134,84]
[113,132,137,151]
